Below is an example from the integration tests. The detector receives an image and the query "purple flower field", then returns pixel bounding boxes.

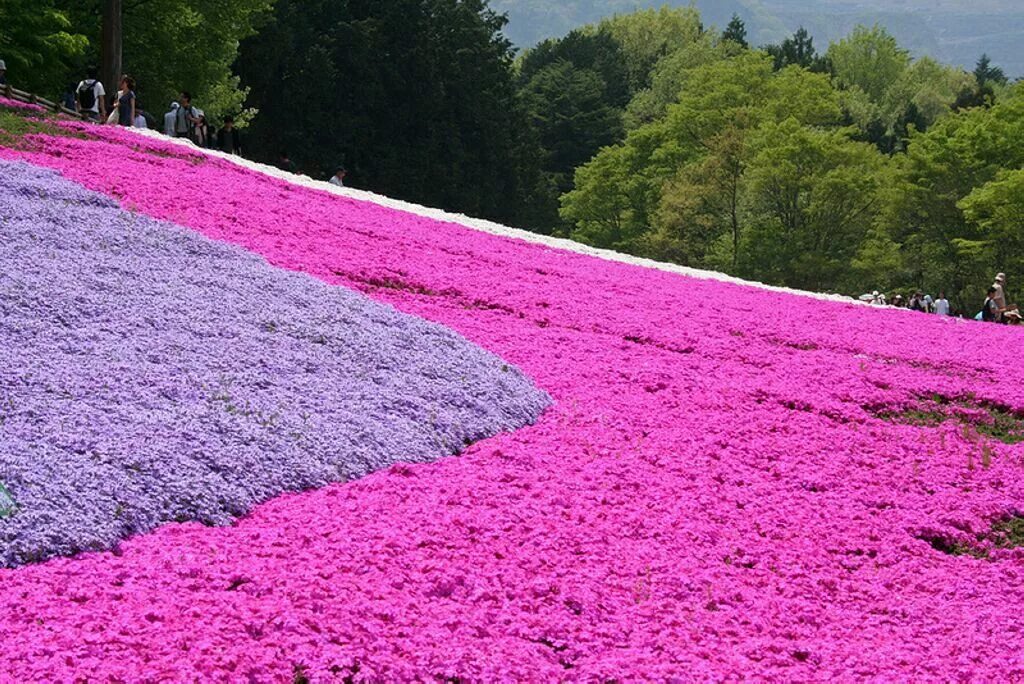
[0,161,549,567]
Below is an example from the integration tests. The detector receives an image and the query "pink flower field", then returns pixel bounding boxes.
[2,111,1024,680]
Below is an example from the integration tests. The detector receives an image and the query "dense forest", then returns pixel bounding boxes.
[3,0,1022,308]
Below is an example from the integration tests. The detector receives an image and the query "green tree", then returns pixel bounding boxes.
[237,0,538,227]
[828,26,972,152]
[517,28,629,232]
[887,85,1024,308]
[0,0,87,95]
[596,6,704,93]
[650,124,748,270]
[974,54,1008,90]
[960,169,1024,292]
[518,28,629,108]
[722,15,747,49]
[740,120,889,291]
[763,27,828,73]
[520,60,624,233]
[957,53,1011,108]
[623,32,740,129]
[828,25,910,103]
[562,53,845,262]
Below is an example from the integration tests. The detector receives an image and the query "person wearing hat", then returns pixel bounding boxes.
[993,273,1008,322]
[163,101,180,136]
[0,60,7,85]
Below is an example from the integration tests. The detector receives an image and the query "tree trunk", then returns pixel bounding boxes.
[100,0,123,107]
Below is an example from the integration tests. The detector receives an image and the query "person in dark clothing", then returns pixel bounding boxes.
[909,291,926,312]
[114,75,136,127]
[217,116,242,155]
[62,83,77,111]
[277,151,296,173]
[982,287,1000,322]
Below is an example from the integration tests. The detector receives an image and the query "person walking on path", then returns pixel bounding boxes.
[217,116,241,154]
[993,273,1009,322]
[0,60,7,85]
[909,292,926,312]
[112,76,136,127]
[934,292,950,316]
[329,167,347,187]
[193,112,210,147]
[174,92,201,141]
[163,102,179,136]
[982,287,1000,322]
[276,151,296,173]
[75,68,107,122]
[133,106,149,129]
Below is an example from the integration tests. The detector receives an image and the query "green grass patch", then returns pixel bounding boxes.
[919,516,1024,560]
[0,108,89,150]
[871,393,1024,445]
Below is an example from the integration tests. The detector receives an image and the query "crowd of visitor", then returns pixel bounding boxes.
[71,68,241,155]
[9,62,344,184]
[866,272,1019,324]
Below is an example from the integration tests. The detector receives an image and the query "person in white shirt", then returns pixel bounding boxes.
[134,111,148,128]
[329,167,347,187]
[75,67,106,122]
[163,102,179,136]
[934,292,950,316]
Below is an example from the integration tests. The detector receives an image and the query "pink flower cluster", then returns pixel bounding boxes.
[0,95,46,113]
[2,119,1024,680]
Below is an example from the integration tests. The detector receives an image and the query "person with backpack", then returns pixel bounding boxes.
[981,287,1000,322]
[75,68,107,122]
[174,91,201,141]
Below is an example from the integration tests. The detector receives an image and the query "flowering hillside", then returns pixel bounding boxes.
[1,104,1024,680]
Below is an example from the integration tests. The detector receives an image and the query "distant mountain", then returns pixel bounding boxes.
[491,0,1024,76]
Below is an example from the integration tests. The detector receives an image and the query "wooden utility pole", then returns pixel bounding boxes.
[100,0,123,107]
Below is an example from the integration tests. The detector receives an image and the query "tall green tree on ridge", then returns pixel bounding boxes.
[236,0,539,227]
[516,27,630,233]
[763,27,828,73]
[722,14,747,49]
